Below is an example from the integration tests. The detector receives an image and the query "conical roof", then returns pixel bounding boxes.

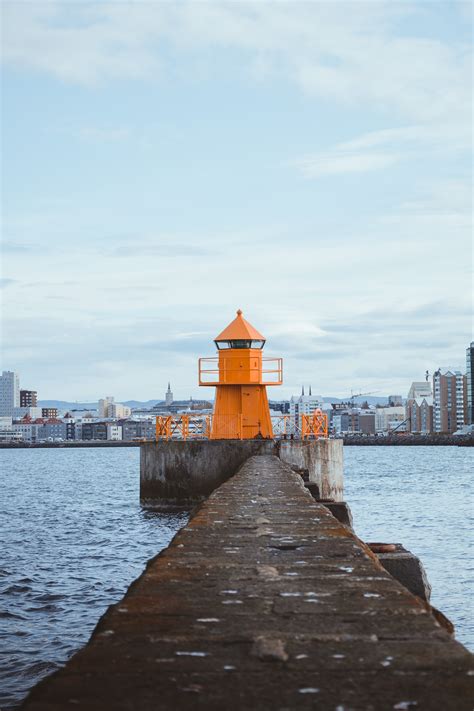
[215,309,265,341]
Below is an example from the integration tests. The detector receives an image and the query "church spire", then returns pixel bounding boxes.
[309,385,312,396]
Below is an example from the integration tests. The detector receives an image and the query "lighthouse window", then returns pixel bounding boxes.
[229,340,252,349]
[215,339,265,350]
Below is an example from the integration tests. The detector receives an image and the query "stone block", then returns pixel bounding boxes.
[375,544,432,602]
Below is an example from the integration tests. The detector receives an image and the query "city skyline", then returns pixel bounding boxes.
[1,2,472,400]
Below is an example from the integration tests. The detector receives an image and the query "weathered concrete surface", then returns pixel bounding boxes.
[140,440,274,507]
[376,544,432,602]
[22,455,473,710]
[278,438,344,501]
[322,500,354,529]
[140,438,343,506]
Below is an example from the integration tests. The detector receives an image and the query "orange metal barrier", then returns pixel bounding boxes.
[301,410,328,439]
[155,415,211,441]
[155,412,328,441]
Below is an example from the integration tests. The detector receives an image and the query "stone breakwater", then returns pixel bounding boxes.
[21,455,473,710]
[343,434,473,446]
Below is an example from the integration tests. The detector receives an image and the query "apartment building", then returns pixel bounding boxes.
[433,369,467,433]
[0,371,20,417]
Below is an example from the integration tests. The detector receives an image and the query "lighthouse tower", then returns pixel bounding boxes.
[199,310,282,439]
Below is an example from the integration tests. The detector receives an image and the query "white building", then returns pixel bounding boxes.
[406,381,434,433]
[110,403,131,418]
[12,422,40,442]
[165,383,173,407]
[106,424,123,441]
[407,381,432,400]
[375,406,406,433]
[99,397,114,417]
[0,429,23,442]
[98,397,131,419]
[0,371,20,417]
[0,416,12,430]
[289,387,324,432]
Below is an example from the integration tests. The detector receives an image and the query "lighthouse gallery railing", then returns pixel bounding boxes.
[198,357,283,386]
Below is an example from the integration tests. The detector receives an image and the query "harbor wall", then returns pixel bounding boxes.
[140,438,344,507]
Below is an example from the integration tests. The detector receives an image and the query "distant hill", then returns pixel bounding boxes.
[323,396,396,406]
[38,400,162,410]
[39,395,398,411]
[270,396,395,406]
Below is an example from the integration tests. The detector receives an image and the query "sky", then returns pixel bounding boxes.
[1,0,472,402]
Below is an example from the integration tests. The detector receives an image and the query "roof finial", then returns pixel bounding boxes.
[237,309,242,316]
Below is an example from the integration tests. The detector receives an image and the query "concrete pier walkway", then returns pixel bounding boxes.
[22,455,473,710]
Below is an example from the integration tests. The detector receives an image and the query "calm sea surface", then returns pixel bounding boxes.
[1,445,473,708]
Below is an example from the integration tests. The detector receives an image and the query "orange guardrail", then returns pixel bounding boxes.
[155,412,328,441]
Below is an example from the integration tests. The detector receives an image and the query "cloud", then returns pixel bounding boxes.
[0,278,17,288]
[294,150,398,178]
[2,2,471,128]
[292,123,471,179]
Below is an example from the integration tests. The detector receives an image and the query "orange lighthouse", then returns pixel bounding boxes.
[199,310,282,439]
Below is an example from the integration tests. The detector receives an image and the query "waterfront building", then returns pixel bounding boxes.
[42,407,59,419]
[0,428,22,442]
[407,397,433,434]
[0,371,20,417]
[330,406,375,435]
[121,419,155,441]
[0,416,14,442]
[165,383,173,407]
[406,381,433,434]
[82,422,108,441]
[12,422,40,442]
[106,424,122,441]
[433,369,467,434]
[357,411,376,435]
[467,342,474,425]
[39,419,68,441]
[407,381,432,400]
[375,406,406,433]
[20,389,37,407]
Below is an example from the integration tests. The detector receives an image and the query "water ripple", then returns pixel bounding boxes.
[0,447,187,709]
